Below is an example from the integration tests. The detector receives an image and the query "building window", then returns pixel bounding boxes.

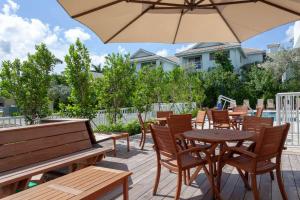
[141,61,156,68]
[187,56,202,69]
[209,53,215,61]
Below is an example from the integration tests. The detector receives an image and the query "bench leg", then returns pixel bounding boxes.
[113,139,117,157]
[127,136,130,152]
[123,177,129,200]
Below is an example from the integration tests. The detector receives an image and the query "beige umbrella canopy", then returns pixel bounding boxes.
[58,0,300,44]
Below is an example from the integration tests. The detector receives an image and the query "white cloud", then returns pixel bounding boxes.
[294,21,300,48]
[0,0,103,73]
[156,49,168,57]
[64,27,91,43]
[91,54,107,66]
[175,43,196,53]
[285,25,294,43]
[2,0,19,15]
[118,45,127,54]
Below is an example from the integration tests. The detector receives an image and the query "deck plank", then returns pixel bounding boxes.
[93,134,300,200]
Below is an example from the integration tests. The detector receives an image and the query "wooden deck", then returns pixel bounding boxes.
[96,135,300,200]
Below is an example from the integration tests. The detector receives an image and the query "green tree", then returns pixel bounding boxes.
[97,53,136,124]
[188,72,206,108]
[244,66,279,107]
[60,39,98,119]
[214,50,234,72]
[0,44,57,123]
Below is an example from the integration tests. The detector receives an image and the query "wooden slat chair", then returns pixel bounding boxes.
[232,105,248,129]
[0,120,110,198]
[167,114,211,185]
[211,110,234,129]
[193,110,206,129]
[206,108,214,129]
[255,107,264,117]
[157,111,173,126]
[150,124,217,200]
[137,113,151,150]
[218,123,290,200]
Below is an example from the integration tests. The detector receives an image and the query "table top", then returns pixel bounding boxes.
[3,166,132,200]
[155,117,167,121]
[228,111,247,116]
[183,129,254,143]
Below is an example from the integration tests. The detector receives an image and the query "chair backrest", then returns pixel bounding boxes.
[267,99,275,109]
[233,105,248,113]
[196,110,206,124]
[137,113,146,132]
[243,99,250,107]
[255,107,264,117]
[211,110,230,125]
[242,116,273,134]
[206,108,213,122]
[254,123,290,161]
[157,111,173,118]
[0,120,92,173]
[230,100,237,108]
[150,124,178,158]
[167,114,192,136]
[257,99,264,108]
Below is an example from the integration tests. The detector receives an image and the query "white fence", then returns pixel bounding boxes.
[0,102,196,129]
[276,92,300,146]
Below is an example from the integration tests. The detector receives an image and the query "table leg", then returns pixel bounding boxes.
[113,138,117,157]
[127,135,130,152]
[123,177,129,200]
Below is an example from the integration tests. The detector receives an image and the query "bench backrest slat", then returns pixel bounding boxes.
[0,120,92,173]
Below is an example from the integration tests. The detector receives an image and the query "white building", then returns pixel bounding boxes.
[294,21,300,48]
[130,43,265,71]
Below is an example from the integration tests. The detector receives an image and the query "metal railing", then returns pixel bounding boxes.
[276,92,300,146]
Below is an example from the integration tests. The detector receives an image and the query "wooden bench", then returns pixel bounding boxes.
[2,166,132,200]
[94,132,130,157]
[0,120,111,198]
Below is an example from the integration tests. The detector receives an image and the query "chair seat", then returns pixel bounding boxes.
[161,154,207,170]
[225,155,276,173]
[214,123,231,129]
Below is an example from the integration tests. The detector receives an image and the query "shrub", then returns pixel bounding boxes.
[95,120,141,136]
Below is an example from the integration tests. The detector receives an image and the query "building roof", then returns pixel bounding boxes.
[243,48,266,55]
[130,49,179,65]
[175,42,241,57]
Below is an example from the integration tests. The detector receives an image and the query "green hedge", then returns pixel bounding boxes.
[95,120,141,136]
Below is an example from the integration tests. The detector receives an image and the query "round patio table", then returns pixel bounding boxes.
[183,129,255,199]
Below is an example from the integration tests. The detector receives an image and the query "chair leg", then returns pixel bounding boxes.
[270,171,274,181]
[175,170,183,200]
[153,163,161,195]
[237,169,251,190]
[250,174,259,200]
[139,132,144,147]
[141,133,146,150]
[276,166,288,200]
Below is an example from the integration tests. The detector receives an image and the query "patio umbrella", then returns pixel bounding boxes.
[58,0,300,44]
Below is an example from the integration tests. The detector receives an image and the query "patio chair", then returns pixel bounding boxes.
[267,99,275,110]
[150,124,217,200]
[218,123,290,200]
[211,110,234,129]
[228,100,237,110]
[243,99,250,108]
[193,110,206,129]
[232,105,248,129]
[157,111,173,118]
[255,107,264,117]
[205,108,214,129]
[157,111,173,126]
[137,113,151,150]
[256,99,264,109]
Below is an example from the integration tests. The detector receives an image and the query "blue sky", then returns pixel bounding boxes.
[0,0,297,72]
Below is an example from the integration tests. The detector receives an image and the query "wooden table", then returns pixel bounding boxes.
[228,111,247,117]
[3,166,132,200]
[183,129,254,199]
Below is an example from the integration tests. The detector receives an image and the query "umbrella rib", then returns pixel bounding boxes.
[72,0,124,18]
[104,0,162,43]
[173,10,185,44]
[258,0,300,16]
[209,0,241,43]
